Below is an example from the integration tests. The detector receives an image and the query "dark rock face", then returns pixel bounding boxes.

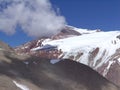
[106,61,120,87]
[116,35,120,39]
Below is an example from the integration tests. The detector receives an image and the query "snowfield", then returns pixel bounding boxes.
[13,81,29,90]
[42,30,120,69]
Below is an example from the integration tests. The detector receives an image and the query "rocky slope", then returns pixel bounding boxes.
[15,25,120,87]
[0,45,119,90]
[0,40,13,51]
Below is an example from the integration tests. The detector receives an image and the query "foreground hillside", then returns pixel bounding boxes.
[0,56,119,90]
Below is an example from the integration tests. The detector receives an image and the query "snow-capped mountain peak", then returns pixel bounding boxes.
[14,25,120,87]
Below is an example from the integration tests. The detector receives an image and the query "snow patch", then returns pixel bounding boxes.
[103,61,115,76]
[117,58,120,62]
[23,61,29,65]
[31,46,41,51]
[50,59,61,64]
[13,80,29,90]
[0,48,3,50]
[36,40,41,46]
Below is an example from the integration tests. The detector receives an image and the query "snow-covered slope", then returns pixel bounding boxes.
[41,30,120,86]
[14,25,120,87]
[42,31,120,67]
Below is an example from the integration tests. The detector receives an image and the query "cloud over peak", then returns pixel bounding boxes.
[0,0,66,37]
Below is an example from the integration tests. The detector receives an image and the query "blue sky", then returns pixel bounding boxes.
[51,0,120,30]
[0,0,120,47]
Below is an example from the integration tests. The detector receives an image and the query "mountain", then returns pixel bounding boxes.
[0,41,119,90]
[0,48,119,90]
[15,25,120,87]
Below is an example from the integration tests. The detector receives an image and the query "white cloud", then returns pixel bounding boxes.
[0,0,66,37]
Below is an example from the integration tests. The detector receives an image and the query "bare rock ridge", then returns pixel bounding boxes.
[51,26,81,39]
[0,40,13,51]
[14,25,120,87]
